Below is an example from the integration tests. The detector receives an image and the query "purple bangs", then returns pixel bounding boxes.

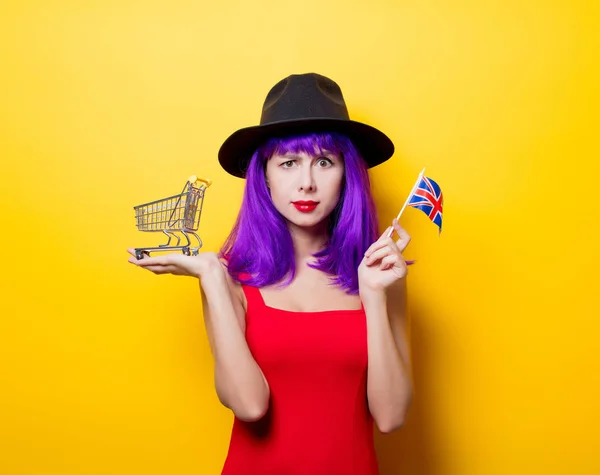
[219,132,380,294]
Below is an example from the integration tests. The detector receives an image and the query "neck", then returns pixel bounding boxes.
[287,222,329,264]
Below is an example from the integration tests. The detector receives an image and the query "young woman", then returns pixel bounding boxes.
[127,73,414,475]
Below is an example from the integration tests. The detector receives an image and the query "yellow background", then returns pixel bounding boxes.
[1,1,598,474]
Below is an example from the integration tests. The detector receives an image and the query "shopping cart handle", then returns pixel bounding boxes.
[188,175,212,187]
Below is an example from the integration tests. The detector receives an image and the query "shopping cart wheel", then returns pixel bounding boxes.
[182,248,191,256]
[135,249,146,260]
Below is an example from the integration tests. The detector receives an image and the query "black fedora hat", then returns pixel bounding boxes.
[218,73,395,178]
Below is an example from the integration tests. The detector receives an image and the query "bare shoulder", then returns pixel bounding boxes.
[218,258,248,323]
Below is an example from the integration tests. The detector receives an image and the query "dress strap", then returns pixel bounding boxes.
[240,283,265,310]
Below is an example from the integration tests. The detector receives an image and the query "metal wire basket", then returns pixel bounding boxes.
[133,175,211,260]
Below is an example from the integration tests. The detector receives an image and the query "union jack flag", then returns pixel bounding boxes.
[408,175,443,232]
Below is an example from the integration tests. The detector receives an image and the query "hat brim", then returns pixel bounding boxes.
[218,118,395,178]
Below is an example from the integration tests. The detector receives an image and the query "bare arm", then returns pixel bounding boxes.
[199,257,270,421]
[361,278,413,433]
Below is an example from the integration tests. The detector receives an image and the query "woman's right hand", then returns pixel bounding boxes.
[126,248,222,279]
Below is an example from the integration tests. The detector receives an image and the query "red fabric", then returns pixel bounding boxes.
[220,283,379,475]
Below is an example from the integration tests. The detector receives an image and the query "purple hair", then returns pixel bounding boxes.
[219,132,381,295]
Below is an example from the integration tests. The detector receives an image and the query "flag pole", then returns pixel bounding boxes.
[386,168,426,238]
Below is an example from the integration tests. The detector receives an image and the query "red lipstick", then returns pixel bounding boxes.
[292,201,319,213]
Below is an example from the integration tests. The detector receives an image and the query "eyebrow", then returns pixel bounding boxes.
[280,151,335,159]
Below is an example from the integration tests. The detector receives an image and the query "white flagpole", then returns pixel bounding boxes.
[386,167,426,238]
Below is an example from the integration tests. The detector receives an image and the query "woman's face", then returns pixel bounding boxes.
[264,149,344,231]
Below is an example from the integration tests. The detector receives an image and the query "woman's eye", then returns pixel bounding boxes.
[317,158,333,167]
[281,160,295,168]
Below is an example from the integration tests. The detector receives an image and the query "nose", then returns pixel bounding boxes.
[298,163,316,192]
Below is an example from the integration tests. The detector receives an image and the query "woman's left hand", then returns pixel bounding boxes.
[358,219,411,293]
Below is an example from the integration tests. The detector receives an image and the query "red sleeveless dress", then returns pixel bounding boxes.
[220,283,379,475]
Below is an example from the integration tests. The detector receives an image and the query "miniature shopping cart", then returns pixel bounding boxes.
[133,175,212,260]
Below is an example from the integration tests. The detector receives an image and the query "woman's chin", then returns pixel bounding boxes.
[286,216,328,232]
